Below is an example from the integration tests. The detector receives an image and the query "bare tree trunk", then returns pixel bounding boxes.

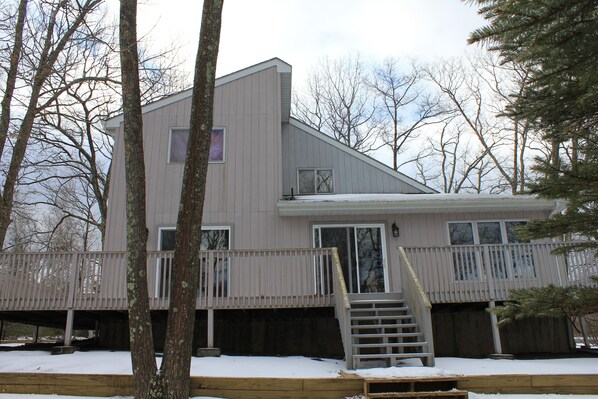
[119,0,223,397]
[118,0,157,398]
[0,0,27,160]
[160,1,224,397]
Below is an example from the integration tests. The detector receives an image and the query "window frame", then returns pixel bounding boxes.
[446,219,533,281]
[297,168,335,195]
[167,127,226,164]
[156,226,232,297]
[157,225,232,251]
[446,219,529,246]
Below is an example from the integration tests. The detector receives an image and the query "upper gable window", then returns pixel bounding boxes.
[298,169,334,195]
[169,128,225,163]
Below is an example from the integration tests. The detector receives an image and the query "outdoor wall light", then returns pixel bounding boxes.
[391,222,400,238]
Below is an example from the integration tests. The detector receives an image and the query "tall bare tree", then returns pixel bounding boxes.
[0,0,27,160]
[369,58,445,171]
[0,2,188,252]
[424,53,539,193]
[119,0,224,398]
[415,119,496,193]
[0,0,104,249]
[293,54,380,153]
[119,0,155,396]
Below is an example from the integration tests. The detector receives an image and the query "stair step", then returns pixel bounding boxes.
[352,315,413,321]
[367,391,468,399]
[354,352,432,360]
[350,299,405,304]
[351,307,409,313]
[352,332,423,339]
[354,341,427,348]
[352,323,418,330]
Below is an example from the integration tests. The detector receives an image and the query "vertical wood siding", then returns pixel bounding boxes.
[103,63,553,295]
[281,123,425,196]
[104,66,284,253]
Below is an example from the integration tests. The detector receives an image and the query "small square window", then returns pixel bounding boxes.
[169,128,225,163]
[297,169,334,195]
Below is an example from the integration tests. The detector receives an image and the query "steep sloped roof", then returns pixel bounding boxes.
[105,58,292,130]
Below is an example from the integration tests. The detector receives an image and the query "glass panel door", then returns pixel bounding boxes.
[478,221,507,278]
[315,225,386,293]
[448,222,479,280]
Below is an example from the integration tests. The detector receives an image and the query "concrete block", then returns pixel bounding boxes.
[51,346,77,355]
[196,347,221,357]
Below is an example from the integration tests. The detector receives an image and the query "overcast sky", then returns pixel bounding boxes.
[136,0,487,84]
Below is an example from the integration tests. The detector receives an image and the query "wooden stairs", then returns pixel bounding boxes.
[364,377,468,399]
[350,293,432,369]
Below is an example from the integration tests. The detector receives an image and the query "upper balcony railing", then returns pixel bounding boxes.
[0,249,336,312]
[401,242,598,304]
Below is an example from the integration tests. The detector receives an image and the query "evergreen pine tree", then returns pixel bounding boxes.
[468,0,598,249]
[492,285,598,327]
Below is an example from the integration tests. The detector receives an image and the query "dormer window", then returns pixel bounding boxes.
[169,127,225,163]
[298,168,334,194]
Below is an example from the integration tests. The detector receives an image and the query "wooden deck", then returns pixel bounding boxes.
[401,242,598,304]
[0,249,337,312]
[0,372,597,398]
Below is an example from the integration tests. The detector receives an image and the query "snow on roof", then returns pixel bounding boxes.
[278,193,563,216]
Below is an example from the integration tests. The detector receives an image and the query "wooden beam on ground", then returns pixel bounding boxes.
[458,374,598,394]
[1,373,597,397]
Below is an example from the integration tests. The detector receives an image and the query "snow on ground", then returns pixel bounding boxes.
[0,350,598,378]
[1,395,598,399]
[0,349,597,399]
[470,396,598,399]
[0,348,596,378]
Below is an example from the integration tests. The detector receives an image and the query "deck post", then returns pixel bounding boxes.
[488,300,502,354]
[64,309,74,346]
[0,320,4,342]
[51,253,79,354]
[207,308,214,348]
[32,325,39,344]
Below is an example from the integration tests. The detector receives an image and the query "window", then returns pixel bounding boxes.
[168,128,225,163]
[298,169,334,194]
[447,220,534,280]
[157,227,230,298]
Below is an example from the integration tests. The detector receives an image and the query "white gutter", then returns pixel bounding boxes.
[277,194,561,216]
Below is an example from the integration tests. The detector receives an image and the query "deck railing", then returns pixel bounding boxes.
[330,247,353,369]
[398,248,435,366]
[0,249,336,311]
[401,242,598,303]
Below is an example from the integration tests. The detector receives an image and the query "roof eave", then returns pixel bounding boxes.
[277,197,561,217]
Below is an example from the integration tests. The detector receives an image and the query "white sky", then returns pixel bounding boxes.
[135,0,486,84]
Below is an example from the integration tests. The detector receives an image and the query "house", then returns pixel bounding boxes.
[0,58,595,368]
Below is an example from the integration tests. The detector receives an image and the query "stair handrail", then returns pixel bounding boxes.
[331,247,353,369]
[398,247,435,367]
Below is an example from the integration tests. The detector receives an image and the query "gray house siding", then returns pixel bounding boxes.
[104,65,285,252]
[274,209,550,292]
[103,58,552,295]
[281,121,428,196]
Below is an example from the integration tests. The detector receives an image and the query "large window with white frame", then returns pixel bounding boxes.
[168,127,225,163]
[156,226,230,298]
[448,220,534,281]
[297,168,334,195]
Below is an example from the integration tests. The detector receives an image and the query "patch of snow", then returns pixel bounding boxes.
[434,357,598,376]
[470,395,598,399]
[0,351,596,378]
